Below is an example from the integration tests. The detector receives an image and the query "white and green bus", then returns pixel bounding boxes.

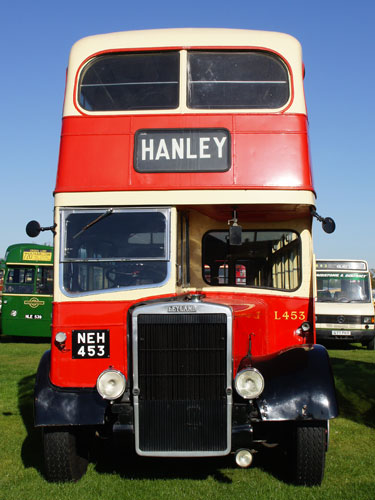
[315,259,374,349]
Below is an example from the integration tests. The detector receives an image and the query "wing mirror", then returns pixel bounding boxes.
[311,209,336,234]
[228,209,242,245]
[26,220,56,238]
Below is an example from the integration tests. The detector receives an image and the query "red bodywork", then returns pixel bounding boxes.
[53,111,315,388]
[55,114,313,194]
[51,293,314,387]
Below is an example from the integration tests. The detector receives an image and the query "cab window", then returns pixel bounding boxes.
[202,230,301,290]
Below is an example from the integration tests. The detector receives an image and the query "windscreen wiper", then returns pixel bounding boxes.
[73,208,113,239]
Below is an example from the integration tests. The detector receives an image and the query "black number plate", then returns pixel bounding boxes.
[72,329,110,359]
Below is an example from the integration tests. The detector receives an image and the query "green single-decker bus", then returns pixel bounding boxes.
[1,243,53,337]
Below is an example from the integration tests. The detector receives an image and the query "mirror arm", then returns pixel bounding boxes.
[310,208,324,223]
[26,220,56,238]
[40,224,57,235]
[228,209,239,227]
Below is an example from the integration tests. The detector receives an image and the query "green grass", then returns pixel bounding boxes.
[0,339,374,500]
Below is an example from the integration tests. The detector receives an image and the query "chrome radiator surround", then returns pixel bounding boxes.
[132,300,233,456]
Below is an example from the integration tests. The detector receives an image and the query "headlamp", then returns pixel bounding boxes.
[97,369,126,400]
[235,367,264,399]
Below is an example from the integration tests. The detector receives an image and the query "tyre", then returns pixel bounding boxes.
[291,422,326,486]
[43,427,89,482]
[367,337,375,350]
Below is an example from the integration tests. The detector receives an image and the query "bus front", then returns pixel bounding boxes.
[30,29,337,486]
[1,244,53,337]
[316,259,374,349]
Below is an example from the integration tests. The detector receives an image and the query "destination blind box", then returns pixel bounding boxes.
[134,128,231,172]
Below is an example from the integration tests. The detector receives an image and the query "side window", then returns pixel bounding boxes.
[202,230,301,291]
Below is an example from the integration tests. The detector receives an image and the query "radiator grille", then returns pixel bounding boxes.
[135,312,229,454]
[316,314,362,325]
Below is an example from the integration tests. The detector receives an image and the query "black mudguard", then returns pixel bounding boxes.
[249,344,338,421]
[34,350,108,427]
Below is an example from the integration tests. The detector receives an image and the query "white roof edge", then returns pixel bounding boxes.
[64,28,306,116]
[71,27,301,52]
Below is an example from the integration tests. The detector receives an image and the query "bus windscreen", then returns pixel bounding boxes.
[316,272,371,303]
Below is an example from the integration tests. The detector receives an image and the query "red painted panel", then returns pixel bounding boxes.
[50,291,314,388]
[203,291,314,374]
[234,132,312,188]
[50,300,131,388]
[55,114,313,193]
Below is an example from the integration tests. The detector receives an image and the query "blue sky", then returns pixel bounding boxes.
[1,0,374,268]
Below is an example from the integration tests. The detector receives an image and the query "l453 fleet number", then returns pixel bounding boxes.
[274,311,306,320]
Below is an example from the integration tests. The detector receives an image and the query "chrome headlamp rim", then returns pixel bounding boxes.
[96,369,126,401]
[235,367,265,400]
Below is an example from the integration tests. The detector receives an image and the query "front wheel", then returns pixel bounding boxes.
[366,337,375,350]
[291,422,327,486]
[43,427,89,482]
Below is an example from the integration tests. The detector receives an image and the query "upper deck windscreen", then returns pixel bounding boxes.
[79,52,179,111]
[188,51,289,109]
[78,50,289,112]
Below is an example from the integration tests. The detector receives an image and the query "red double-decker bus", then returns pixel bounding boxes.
[28,28,337,486]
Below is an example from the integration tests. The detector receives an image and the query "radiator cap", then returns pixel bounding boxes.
[189,293,206,302]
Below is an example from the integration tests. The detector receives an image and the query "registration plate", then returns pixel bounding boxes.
[72,329,110,358]
[332,330,351,336]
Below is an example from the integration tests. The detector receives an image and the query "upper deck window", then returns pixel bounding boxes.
[78,52,179,111]
[77,49,290,112]
[188,51,289,109]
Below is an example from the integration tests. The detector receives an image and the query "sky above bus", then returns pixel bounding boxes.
[1,0,374,269]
